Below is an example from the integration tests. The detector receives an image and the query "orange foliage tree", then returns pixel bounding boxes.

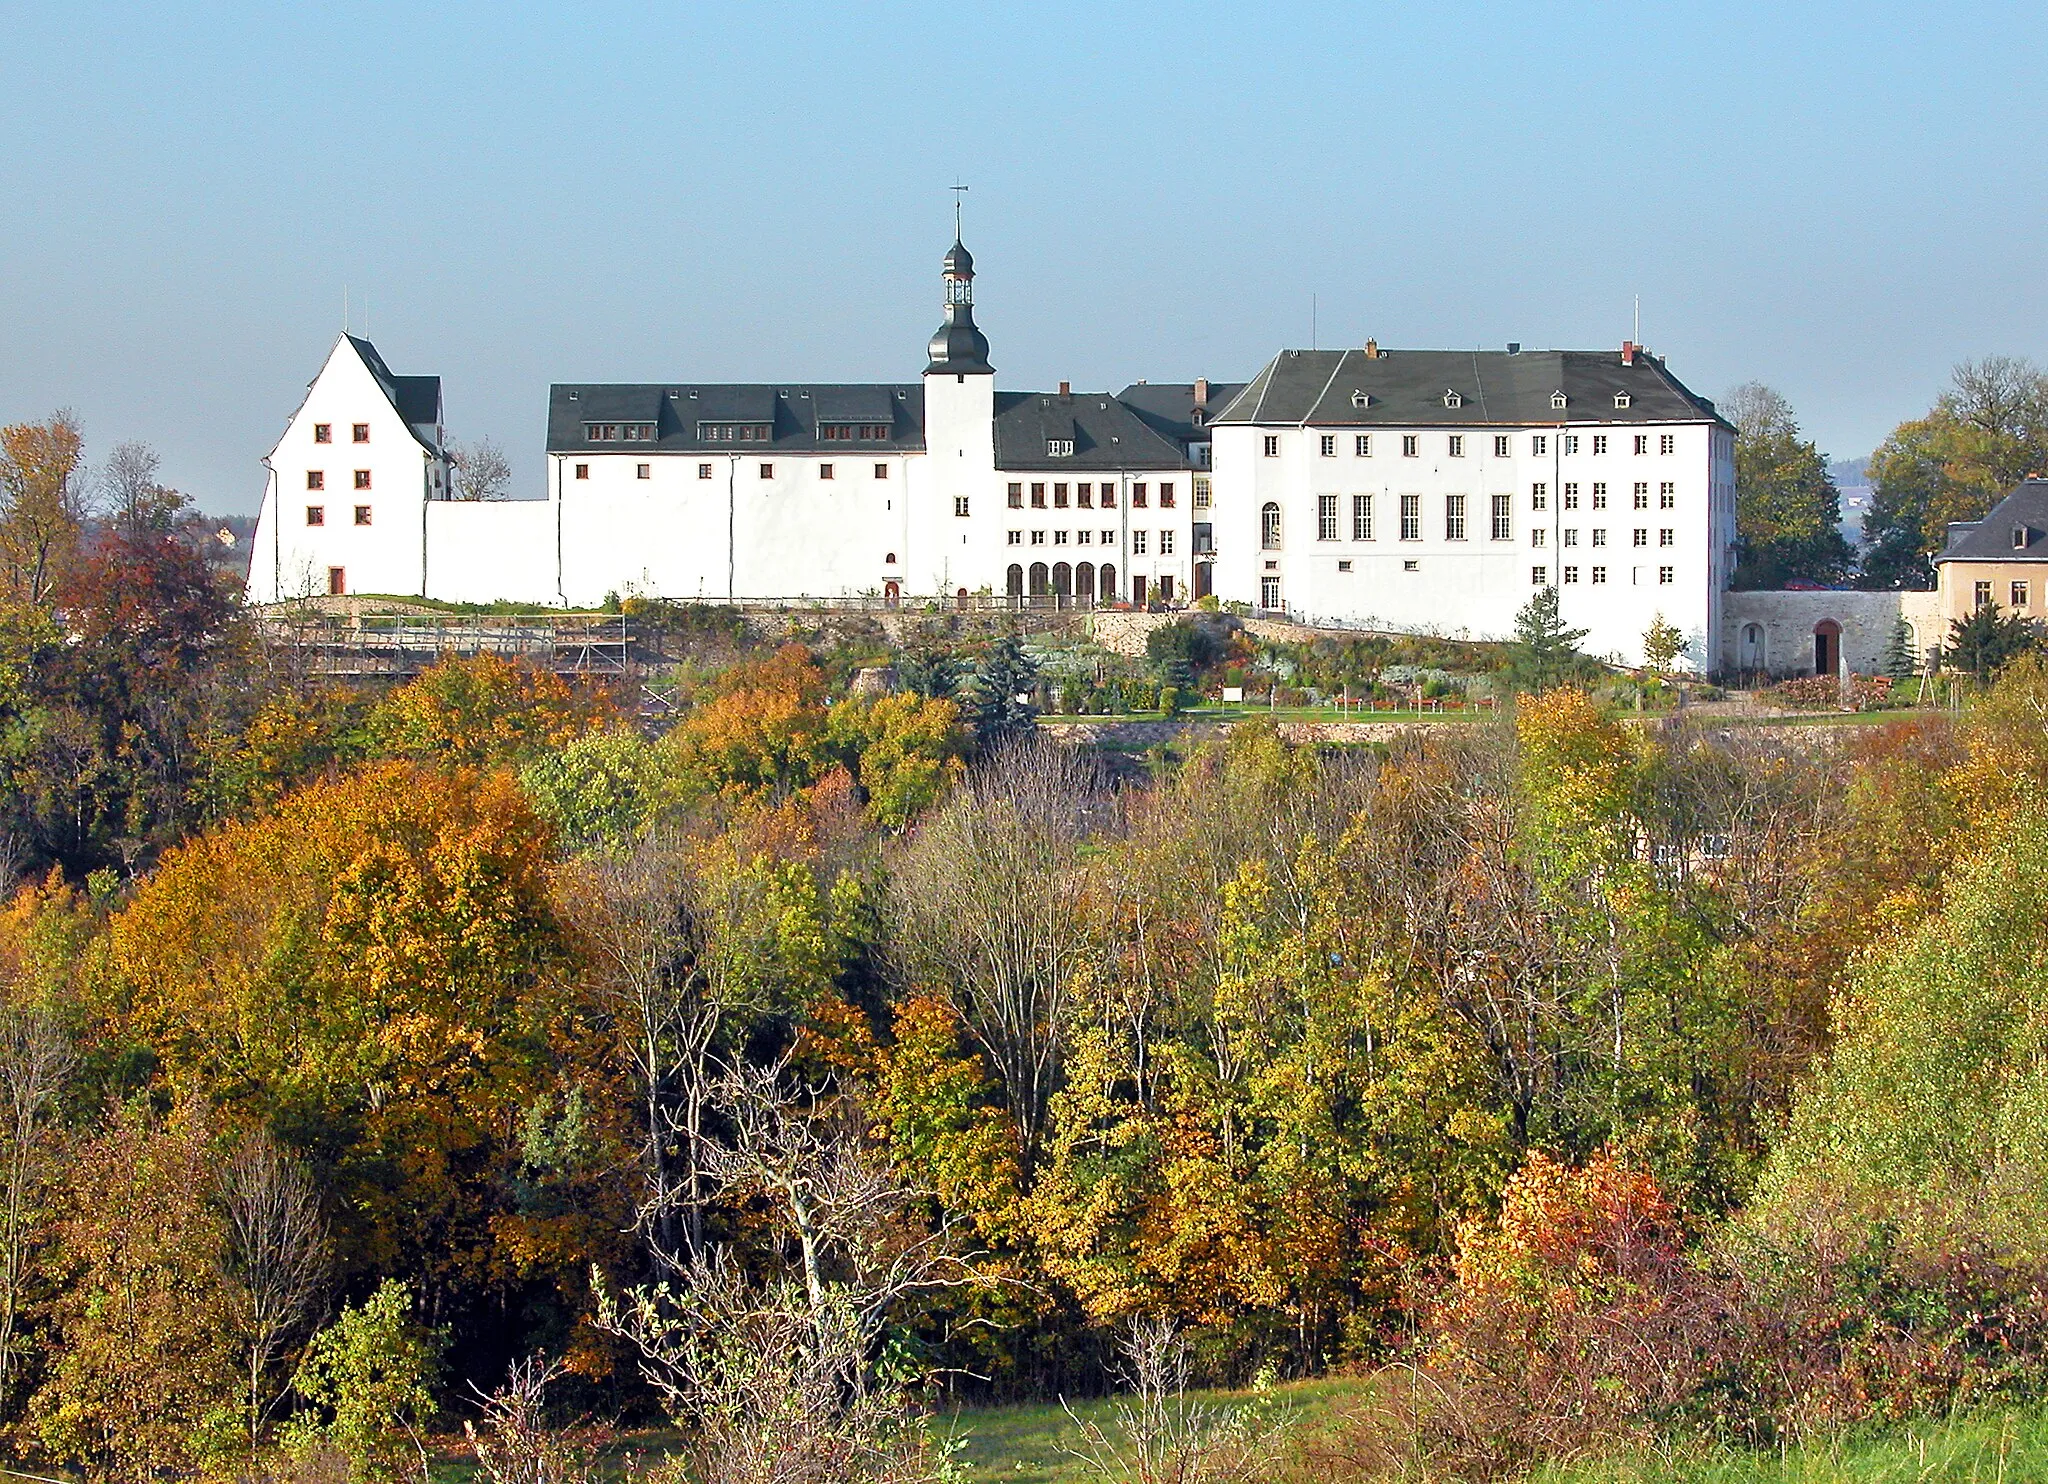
[370,654,617,769]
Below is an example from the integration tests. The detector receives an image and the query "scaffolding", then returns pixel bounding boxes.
[260,613,630,677]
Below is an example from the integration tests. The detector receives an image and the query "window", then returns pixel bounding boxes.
[1101,529,1114,544]
[1401,434,1419,457]
[1494,434,1511,458]
[1659,529,1675,547]
[1634,435,1649,454]
[1263,435,1280,457]
[1261,502,1282,549]
[2017,525,2032,550]
[1564,435,1580,454]
[1659,566,1675,585]
[1592,483,1607,509]
[352,424,370,443]
[1318,494,1339,540]
[1261,576,1282,610]
[1532,565,1549,585]
[1633,482,1649,508]
[1659,483,1675,509]
[354,505,372,525]
[1633,528,1648,547]
[1551,393,1569,410]
[1445,493,1467,540]
[1007,530,1022,545]
[1443,390,1463,408]
[1400,493,1421,541]
[1659,434,1676,455]
[1054,483,1069,508]
[759,463,773,479]
[1563,529,1579,546]
[1160,482,1175,507]
[327,566,346,595]
[1133,530,1148,555]
[1133,483,1148,508]
[305,505,324,525]
[1563,566,1579,584]
[306,470,324,490]
[1592,528,1607,546]
[1077,530,1092,544]
[1031,483,1046,508]
[638,463,651,479]
[1160,529,1175,555]
[1531,482,1548,510]
[1008,482,1023,508]
[697,463,712,479]
[1101,485,1117,508]
[1491,493,1512,540]
[1563,483,1580,510]
[1403,559,1420,571]
[1078,483,1094,508]
[1054,531,1069,545]
[1338,559,1353,572]
[1355,434,1372,456]
[874,464,889,479]
[621,423,658,442]
[1320,434,1336,457]
[817,463,834,480]
[353,470,370,490]
[1531,528,1547,547]
[1448,435,1465,457]
[1047,439,1074,457]
[1532,434,1549,455]
[1193,477,1211,509]
[1352,494,1373,541]
[2016,581,2031,609]
[1031,530,1046,546]
[1591,566,1607,584]
[954,496,970,517]
[1593,435,1608,455]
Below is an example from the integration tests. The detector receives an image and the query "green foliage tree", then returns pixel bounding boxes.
[964,632,1039,751]
[1505,586,1589,693]
[1722,383,1851,588]
[1942,599,2039,681]
[1641,613,1685,674]
[1880,617,1920,681]
[286,1280,443,1483]
[1861,357,2048,588]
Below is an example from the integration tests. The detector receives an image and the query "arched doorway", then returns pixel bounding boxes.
[883,580,900,609]
[956,587,969,611]
[1813,619,1841,676]
[1076,562,1096,601]
[1052,562,1071,599]
[1006,564,1024,599]
[1740,623,1765,671]
[1029,561,1049,598]
[1099,564,1116,602]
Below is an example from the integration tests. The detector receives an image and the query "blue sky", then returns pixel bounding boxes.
[2,1,2043,514]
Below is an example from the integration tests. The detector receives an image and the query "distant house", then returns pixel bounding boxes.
[1932,478,2048,627]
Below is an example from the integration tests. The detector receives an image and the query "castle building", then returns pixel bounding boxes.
[249,233,1732,667]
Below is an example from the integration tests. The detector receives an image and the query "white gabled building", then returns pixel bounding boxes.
[1206,343,1736,669]
[247,236,1733,668]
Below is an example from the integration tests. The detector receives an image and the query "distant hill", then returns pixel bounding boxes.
[1829,457,1873,545]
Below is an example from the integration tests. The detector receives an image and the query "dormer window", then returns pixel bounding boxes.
[2015,525,2031,550]
[1351,390,1370,409]
[1614,392,1632,409]
[1443,390,1463,408]
[1047,439,1074,457]
[821,423,892,441]
[699,422,773,443]
[586,422,658,443]
[1191,408,1206,428]
[1551,392,1569,410]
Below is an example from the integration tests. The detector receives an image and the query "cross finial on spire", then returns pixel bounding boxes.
[950,181,969,239]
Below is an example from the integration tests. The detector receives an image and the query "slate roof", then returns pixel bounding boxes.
[1934,480,2048,563]
[1116,381,1247,447]
[346,335,443,450]
[1210,348,1725,428]
[992,390,1191,472]
[546,384,927,454]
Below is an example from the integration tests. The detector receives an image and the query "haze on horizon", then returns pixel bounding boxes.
[1,0,2041,516]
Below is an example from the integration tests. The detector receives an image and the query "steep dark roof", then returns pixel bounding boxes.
[1115,381,1247,447]
[992,390,1190,472]
[346,335,443,450]
[546,384,927,454]
[1935,480,2048,563]
[1211,348,1724,428]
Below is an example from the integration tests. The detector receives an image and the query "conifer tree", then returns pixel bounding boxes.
[966,632,1039,750]
[1880,617,1920,681]
[1507,586,1590,693]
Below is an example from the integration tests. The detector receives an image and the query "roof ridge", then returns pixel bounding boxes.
[1302,350,1351,427]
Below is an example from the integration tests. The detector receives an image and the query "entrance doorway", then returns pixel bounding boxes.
[884,580,900,609]
[327,566,346,596]
[1813,619,1841,676]
[1132,575,1148,607]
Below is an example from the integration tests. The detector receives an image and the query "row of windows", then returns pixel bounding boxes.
[1530,565,1677,586]
[305,505,373,526]
[306,470,372,490]
[1977,580,2033,610]
[1004,562,1134,600]
[1006,529,1174,553]
[1006,480,1176,510]
[1531,528,1678,548]
[820,423,892,440]
[1274,493,1518,546]
[1532,481,1678,510]
[312,423,371,444]
[584,422,660,442]
[570,462,896,481]
[1273,432,1681,459]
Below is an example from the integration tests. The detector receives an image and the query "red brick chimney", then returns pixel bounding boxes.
[1194,377,1209,408]
[1365,338,1381,359]
[1622,341,1637,366]
[1058,380,1070,397]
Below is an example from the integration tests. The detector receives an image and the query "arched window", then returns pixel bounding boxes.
[1052,562,1072,596]
[1006,564,1024,597]
[1076,561,1096,599]
[1261,501,1282,549]
[1100,564,1116,602]
[1029,562,1050,596]
[884,552,898,565]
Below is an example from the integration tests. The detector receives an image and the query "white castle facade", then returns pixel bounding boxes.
[250,235,1735,668]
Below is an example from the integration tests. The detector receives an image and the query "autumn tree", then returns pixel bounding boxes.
[825,692,966,829]
[99,440,188,538]
[1722,383,1850,589]
[0,412,88,607]
[0,1001,70,1414]
[370,653,614,769]
[220,1130,330,1456]
[448,437,515,502]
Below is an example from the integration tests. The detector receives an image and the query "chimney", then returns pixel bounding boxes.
[1058,380,1071,397]
[1364,338,1380,359]
[1507,342,1521,355]
[1622,340,1637,366]
[1194,377,1209,408]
